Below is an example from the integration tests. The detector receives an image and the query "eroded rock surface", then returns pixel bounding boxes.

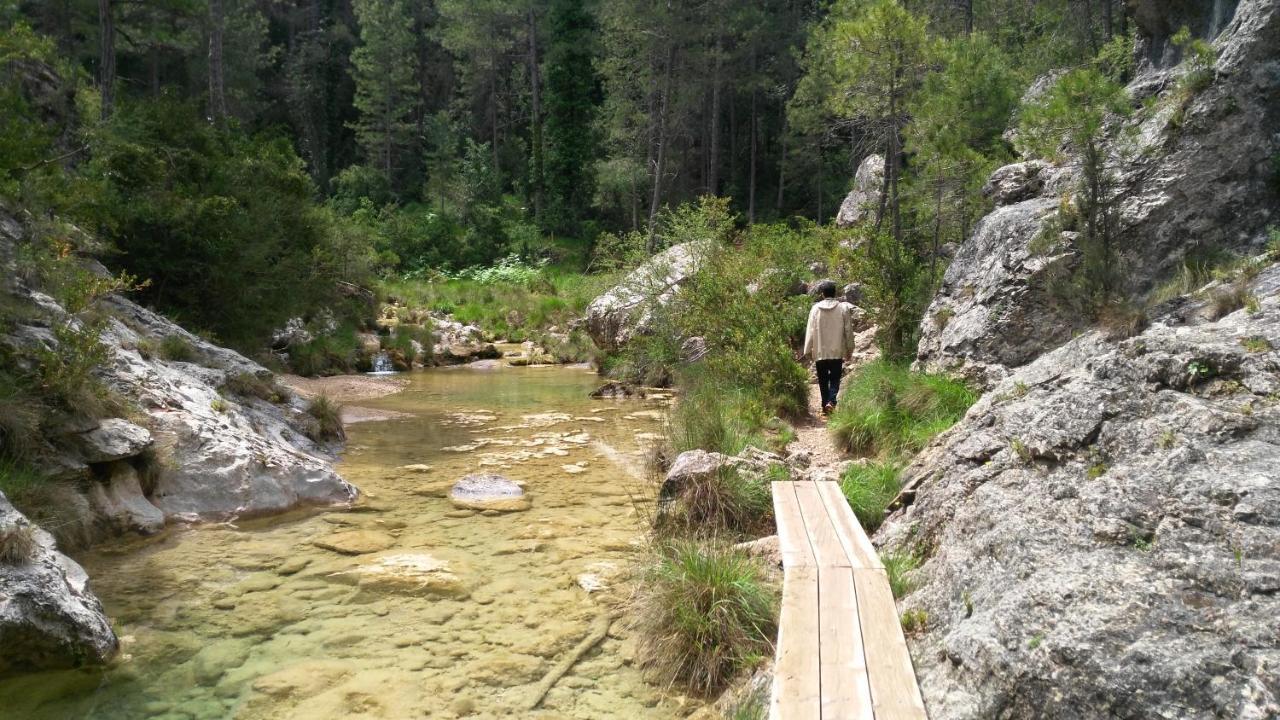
[448,474,530,512]
[584,241,705,352]
[917,0,1280,387]
[881,263,1280,719]
[835,154,885,228]
[0,495,117,677]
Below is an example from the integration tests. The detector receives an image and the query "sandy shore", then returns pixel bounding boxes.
[279,373,410,402]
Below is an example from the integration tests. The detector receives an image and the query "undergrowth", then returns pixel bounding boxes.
[828,360,976,457]
[634,540,779,695]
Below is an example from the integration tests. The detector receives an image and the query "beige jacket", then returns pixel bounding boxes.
[803,299,856,361]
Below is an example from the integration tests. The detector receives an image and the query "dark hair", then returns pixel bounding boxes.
[818,280,837,298]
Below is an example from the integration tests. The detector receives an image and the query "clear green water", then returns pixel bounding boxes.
[0,365,677,719]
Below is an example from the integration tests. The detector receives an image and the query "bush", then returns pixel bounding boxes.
[221,372,291,404]
[658,466,774,540]
[635,541,779,694]
[305,395,345,442]
[839,461,903,532]
[828,360,975,457]
[159,335,198,363]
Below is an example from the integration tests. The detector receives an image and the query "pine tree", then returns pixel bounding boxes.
[349,0,419,189]
[543,0,600,237]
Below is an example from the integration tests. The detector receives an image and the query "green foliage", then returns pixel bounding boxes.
[658,466,774,541]
[828,360,976,458]
[844,226,930,360]
[221,372,291,404]
[900,609,928,634]
[1241,336,1272,354]
[158,335,197,363]
[1019,68,1131,310]
[882,548,923,599]
[88,98,338,350]
[305,395,345,442]
[0,513,37,564]
[1172,26,1216,95]
[1094,31,1136,84]
[349,0,419,188]
[543,0,600,236]
[635,541,779,695]
[839,461,902,532]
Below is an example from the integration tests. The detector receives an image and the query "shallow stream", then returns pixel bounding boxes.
[0,365,677,719]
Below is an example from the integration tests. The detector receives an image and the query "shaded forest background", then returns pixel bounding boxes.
[2,0,1141,348]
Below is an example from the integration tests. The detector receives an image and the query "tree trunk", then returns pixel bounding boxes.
[208,0,228,122]
[527,7,543,223]
[647,44,676,253]
[491,70,500,176]
[149,45,160,96]
[963,0,974,34]
[816,144,823,224]
[708,39,722,196]
[1103,0,1113,40]
[98,0,115,120]
[775,111,787,212]
[747,49,758,224]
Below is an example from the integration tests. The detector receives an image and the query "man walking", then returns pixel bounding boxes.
[802,281,856,415]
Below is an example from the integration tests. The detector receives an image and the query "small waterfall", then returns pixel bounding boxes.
[368,351,396,374]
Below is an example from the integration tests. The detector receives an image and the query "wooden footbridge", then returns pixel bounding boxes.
[770,480,927,719]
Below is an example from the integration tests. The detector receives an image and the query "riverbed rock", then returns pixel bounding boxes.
[312,529,396,555]
[880,262,1280,719]
[0,493,117,677]
[341,552,469,599]
[448,474,531,512]
[584,241,706,352]
[916,0,1280,388]
[85,462,165,535]
[835,155,885,228]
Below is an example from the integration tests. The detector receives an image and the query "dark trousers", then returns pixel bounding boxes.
[816,359,844,408]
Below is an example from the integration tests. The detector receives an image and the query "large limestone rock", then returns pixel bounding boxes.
[96,295,359,521]
[85,462,165,535]
[917,0,1280,387]
[584,241,706,352]
[880,263,1280,719]
[835,155,885,228]
[0,494,117,677]
[68,418,152,463]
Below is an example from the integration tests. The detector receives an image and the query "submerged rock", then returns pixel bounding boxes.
[448,474,531,512]
[340,552,469,599]
[0,494,117,677]
[312,529,396,555]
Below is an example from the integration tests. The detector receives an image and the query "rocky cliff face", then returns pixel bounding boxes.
[916,0,1280,387]
[883,261,1280,719]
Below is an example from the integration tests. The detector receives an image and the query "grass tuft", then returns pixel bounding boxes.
[305,394,345,442]
[0,517,38,564]
[221,372,291,403]
[159,334,198,362]
[659,466,774,540]
[828,361,975,457]
[839,461,902,532]
[635,541,779,695]
[882,548,923,599]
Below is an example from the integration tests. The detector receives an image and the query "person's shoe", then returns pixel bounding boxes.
[822,403,835,415]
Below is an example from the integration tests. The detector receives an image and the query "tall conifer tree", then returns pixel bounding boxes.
[543,0,599,237]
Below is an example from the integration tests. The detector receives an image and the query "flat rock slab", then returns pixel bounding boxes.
[73,418,153,463]
[339,552,469,599]
[449,474,531,512]
[312,529,396,555]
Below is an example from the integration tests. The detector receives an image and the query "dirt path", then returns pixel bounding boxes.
[788,383,846,482]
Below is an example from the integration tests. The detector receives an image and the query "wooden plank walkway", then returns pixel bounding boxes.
[770,480,927,720]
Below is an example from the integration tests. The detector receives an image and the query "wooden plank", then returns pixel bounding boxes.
[853,569,928,720]
[773,482,816,568]
[818,566,874,720]
[794,481,851,569]
[816,480,883,570]
[770,565,821,720]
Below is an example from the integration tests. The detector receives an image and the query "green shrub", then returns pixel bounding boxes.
[159,334,198,363]
[659,467,774,540]
[828,360,975,457]
[669,373,768,456]
[221,372,290,403]
[635,541,779,694]
[0,461,92,549]
[839,461,903,532]
[305,395,345,442]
